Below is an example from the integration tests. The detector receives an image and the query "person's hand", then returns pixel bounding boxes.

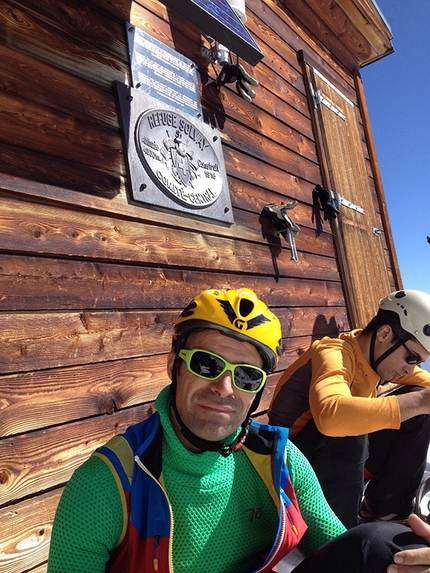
[387,514,430,572]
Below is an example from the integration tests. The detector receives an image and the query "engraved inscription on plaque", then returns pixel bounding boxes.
[135,109,222,208]
[116,82,233,224]
[127,25,202,119]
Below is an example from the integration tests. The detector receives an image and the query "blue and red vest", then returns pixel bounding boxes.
[94,414,307,573]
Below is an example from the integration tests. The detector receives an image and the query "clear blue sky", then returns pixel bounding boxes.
[360,1,430,370]
[360,0,430,295]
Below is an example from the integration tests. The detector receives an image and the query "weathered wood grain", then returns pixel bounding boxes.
[220,119,320,183]
[0,1,130,88]
[7,0,128,60]
[224,148,315,197]
[0,404,150,507]
[0,44,119,130]
[0,254,343,312]
[0,144,123,199]
[0,488,61,573]
[0,171,336,254]
[0,306,348,374]
[250,0,359,96]
[0,91,124,173]
[0,310,174,373]
[203,84,316,156]
[0,195,340,280]
[0,354,169,437]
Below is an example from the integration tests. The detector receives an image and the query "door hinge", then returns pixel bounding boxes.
[331,191,365,215]
[312,88,347,121]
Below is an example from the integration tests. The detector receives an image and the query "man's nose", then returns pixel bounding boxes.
[404,363,416,376]
[209,370,235,396]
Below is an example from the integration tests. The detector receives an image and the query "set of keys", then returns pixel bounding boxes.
[263,202,300,262]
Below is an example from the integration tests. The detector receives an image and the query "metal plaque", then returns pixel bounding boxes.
[126,25,202,119]
[116,82,233,224]
[159,0,264,66]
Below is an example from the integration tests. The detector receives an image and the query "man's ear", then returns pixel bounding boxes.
[167,349,176,380]
[376,324,393,342]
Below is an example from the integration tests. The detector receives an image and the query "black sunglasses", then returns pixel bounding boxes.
[178,348,266,393]
[402,342,423,365]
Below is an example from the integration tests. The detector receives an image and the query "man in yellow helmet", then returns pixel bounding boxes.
[48,288,430,573]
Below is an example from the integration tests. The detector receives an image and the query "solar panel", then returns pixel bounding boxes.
[160,0,264,65]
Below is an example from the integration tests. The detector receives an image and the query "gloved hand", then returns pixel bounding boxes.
[217,61,259,103]
[312,184,339,221]
[217,63,239,87]
[236,62,259,103]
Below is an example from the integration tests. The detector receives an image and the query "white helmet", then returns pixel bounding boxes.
[379,290,430,352]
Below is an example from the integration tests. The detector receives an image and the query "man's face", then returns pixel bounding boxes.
[375,326,430,380]
[168,329,263,451]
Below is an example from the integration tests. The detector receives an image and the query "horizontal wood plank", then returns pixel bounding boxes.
[251,0,358,97]
[0,354,169,437]
[0,143,123,199]
[205,84,316,159]
[0,91,124,173]
[0,310,175,373]
[0,169,335,247]
[0,194,340,281]
[0,1,129,89]
[0,44,119,130]
[8,0,128,60]
[0,254,344,312]
[220,119,320,183]
[0,306,348,374]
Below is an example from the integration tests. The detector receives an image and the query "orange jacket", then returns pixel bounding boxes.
[269,330,430,437]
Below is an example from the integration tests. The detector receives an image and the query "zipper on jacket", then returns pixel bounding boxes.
[281,488,298,536]
[286,508,298,536]
[255,497,287,572]
[134,455,175,572]
[153,535,160,571]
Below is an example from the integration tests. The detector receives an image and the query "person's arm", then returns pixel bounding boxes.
[387,514,430,572]
[396,386,430,422]
[309,339,401,436]
[48,455,124,573]
[286,440,345,556]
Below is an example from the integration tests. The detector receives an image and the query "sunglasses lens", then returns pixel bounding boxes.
[190,351,224,378]
[234,366,264,391]
[406,353,419,365]
[402,343,421,365]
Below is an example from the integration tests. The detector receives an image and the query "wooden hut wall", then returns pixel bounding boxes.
[0,0,397,570]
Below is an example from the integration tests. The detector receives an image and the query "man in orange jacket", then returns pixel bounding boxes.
[269,290,430,528]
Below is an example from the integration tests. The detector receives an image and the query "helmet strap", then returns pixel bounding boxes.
[370,329,413,371]
[170,354,252,457]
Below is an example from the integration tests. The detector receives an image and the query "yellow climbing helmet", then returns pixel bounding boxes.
[173,288,282,372]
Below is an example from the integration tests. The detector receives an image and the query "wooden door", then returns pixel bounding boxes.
[302,61,391,328]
